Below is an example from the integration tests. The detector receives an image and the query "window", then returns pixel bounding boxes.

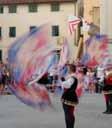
[51,3,60,11]
[8,5,17,13]
[29,4,38,12]
[30,26,37,32]
[0,27,2,38]
[0,6,4,13]
[52,25,59,36]
[93,7,100,27]
[9,27,16,37]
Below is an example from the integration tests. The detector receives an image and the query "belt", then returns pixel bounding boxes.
[61,99,78,107]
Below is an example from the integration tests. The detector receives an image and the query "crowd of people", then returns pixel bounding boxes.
[46,59,107,94]
[0,61,12,94]
[0,58,112,96]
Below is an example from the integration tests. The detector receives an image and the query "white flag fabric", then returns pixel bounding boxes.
[68,15,81,34]
[82,18,90,32]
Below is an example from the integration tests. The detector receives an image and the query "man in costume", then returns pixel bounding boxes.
[103,68,112,114]
[59,64,78,128]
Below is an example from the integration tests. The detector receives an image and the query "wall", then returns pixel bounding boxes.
[0,2,79,61]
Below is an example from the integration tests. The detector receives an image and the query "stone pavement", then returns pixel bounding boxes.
[0,93,112,128]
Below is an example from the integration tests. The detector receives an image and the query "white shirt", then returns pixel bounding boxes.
[97,67,105,82]
[61,73,76,89]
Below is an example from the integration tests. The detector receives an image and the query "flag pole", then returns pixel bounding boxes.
[76,35,83,59]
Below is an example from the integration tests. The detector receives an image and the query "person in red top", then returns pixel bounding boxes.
[103,69,112,114]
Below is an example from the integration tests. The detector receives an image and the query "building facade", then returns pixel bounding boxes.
[100,0,112,43]
[84,0,100,26]
[83,0,100,40]
[0,0,79,62]
[84,0,112,51]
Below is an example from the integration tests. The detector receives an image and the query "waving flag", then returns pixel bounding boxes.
[7,24,57,110]
[68,15,81,35]
[81,34,109,68]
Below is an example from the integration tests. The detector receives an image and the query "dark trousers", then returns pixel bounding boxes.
[104,94,112,112]
[62,103,75,128]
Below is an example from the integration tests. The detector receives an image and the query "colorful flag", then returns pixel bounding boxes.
[68,15,81,34]
[7,24,57,110]
[81,35,109,68]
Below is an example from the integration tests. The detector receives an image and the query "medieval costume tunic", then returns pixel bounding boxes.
[103,70,112,114]
[60,73,78,128]
[61,76,78,106]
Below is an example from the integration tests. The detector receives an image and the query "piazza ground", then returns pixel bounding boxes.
[0,93,112,128]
